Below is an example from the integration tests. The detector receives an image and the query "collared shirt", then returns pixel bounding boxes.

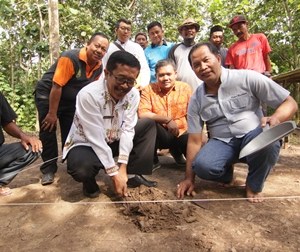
[188,68,290,141]
[62,79,140,175]
[101,40,150,88]
[53,48,102,86]
[144,40,174,83]
[138,81,192,136]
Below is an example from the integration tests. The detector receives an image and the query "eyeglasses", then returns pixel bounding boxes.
[119,26,131,32]
[111,73,136,87]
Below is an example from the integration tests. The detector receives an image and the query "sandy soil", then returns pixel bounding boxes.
[0,138,299,251]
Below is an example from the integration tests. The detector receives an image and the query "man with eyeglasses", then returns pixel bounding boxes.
[63,51,157,198]
[35,32,109,186]
[102,18,150,89]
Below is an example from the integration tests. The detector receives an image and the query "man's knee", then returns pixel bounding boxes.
[192,155,226,180]
[67,160,94,182]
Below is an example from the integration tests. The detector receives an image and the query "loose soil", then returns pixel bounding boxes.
[0,135,299,251]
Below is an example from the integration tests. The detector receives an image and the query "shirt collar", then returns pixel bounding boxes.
[151,39,168,48]
[156,82,176,94]
[79,47,101,69]
[116,40,128,46]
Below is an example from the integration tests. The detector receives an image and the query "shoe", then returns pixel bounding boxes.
[83,187,100,198]
[152,161,161,172]
[41,172,55,185]
[127,175,157,188]
[173,154,186,166]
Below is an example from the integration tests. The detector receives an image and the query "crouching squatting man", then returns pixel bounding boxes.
[0,91,42,196]
[63,51,157,198]
[177,42,298,203]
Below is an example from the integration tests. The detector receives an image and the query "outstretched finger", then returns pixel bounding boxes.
[122,184,128,197]
[176,184,185,199]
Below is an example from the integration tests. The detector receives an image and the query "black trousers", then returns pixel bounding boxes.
[155,123,188,159]
[0,143,39,185]
[35,98,75,174]
[66,118,156,193]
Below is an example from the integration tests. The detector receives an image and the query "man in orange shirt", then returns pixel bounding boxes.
[138,59,192,167]
[35,32,109,185]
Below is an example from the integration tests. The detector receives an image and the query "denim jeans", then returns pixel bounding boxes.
[192,126,281,192]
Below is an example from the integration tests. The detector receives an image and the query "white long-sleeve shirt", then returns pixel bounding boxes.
[62,79,140,176]
[102,40,150,87]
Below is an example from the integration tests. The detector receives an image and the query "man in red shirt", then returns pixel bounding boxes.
[225,15,272,77]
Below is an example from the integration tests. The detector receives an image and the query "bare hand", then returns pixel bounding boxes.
[20,134,43,153]
[166,120,179,137]
[111,164,128,197]
[41,113,57,132]
[176,179,196,199]
[261,116,280,128]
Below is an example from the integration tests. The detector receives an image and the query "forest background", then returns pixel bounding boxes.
[0,0,299,131]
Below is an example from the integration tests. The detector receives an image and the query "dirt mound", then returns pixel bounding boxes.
[122,186,197,232]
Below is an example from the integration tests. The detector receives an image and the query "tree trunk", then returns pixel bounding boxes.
[48,0,60,64]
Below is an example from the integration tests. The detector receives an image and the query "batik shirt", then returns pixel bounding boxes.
[62,79,140,176]
[139,81,192,136]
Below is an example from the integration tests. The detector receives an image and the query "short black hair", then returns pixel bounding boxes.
[147,21,162,32]
[106,51,141,73]
[115,18,132,29]
[209,25,224,37]
[155,59,176,74]
[135,32,147,40]
[188,42,220,67]
[87,32,109,45]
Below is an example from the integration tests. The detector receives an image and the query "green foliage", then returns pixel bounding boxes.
[0,73,36,131]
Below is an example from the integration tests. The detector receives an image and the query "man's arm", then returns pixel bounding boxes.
[42,84,62,131]
[3,122,42,152]
[263,96,298,127]
[42,56,75,131]
[263,54,272,74]
[177,132,203,199]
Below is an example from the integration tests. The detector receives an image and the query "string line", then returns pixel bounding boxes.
[1,195,299,206]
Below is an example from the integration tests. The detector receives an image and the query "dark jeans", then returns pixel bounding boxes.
[66,118,156,193]
[155,123,188,162]
[192,126,281,192]
[35,98,75,174]
[0,143,39,185]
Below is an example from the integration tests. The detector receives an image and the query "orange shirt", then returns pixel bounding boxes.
[138,81,192,136]
[53,48,102,86]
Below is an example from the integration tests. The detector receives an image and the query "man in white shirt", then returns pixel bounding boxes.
[63,51,157,198]
[168,18,202,92]
[102,18,150,89]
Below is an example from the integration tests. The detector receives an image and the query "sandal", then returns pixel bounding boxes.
[0,186,12,196]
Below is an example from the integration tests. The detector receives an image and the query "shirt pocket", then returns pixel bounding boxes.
[228,93,251,112]
[200,104,222,122]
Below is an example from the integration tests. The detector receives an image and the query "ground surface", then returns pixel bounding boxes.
[0,138,299,252]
